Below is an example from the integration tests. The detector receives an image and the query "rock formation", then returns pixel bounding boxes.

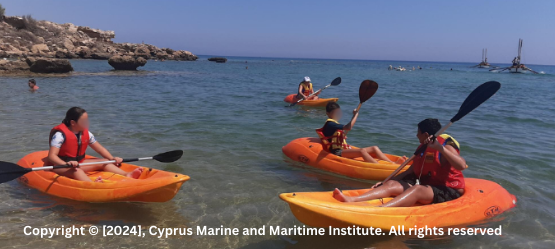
[208,57,228,63]
[108,55,147,70]
[0,15,198,65]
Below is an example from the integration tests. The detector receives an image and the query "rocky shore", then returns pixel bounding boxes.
[1,15,197,73]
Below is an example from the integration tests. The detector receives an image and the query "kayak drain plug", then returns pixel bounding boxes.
[479,190,483,193]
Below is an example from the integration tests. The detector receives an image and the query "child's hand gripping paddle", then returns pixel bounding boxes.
[289,77,342,107]
[0,150,184,184]
[382,81,501,183]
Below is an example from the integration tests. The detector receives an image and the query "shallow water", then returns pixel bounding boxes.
[0,57,554,248]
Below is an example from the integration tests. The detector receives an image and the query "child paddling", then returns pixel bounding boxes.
[317,102,406,164]
[333,118,467,207]
[48,107,143,182]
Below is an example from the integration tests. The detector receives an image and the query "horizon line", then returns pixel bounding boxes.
[195,54,554,67]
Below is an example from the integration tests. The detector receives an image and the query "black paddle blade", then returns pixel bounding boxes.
[359,80,379,103]
[331,77,342,86]
[153,150,184,163]
[0,161,31,184]
[451,81,501,122]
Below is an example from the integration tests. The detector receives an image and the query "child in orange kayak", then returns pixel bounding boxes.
[333,118,467,207]
[317,102,406,164]
[48,107,143,182]
[297,76,319,101]
[28,79,39,91]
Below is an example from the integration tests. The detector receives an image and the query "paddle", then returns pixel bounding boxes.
[381,81,501,184]
[288,77,341,107]
[0,150,184,184]
[355,80,379,112]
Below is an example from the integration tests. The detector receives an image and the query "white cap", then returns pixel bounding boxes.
[304,76,311,82]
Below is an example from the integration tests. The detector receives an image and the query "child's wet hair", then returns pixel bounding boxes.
[418,118,442,135]
[326,102,340,113]
[29,79,36,84]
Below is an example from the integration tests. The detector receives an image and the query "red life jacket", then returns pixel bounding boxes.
[49,123,89,163]
[316,119,351,152]
[412,134,465,189]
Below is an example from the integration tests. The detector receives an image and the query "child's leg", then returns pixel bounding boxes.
[380,185,434,207]
[341,148,378,163]
[78,159,142,179]
[333,180,410,202]
[52,168,93,182]
[365,146,395,163]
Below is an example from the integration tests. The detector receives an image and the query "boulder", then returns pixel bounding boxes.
[134,46,151,59]
[55,50,76,59]
[63,38,75,51]
[174,50,198,61]
[4,16,26,29]
[208,57,227,63]
[31,44,50,54]
[77,26,115,42]
[75,46,91,58]
[0,60,30,71]
[28,58,73,73]
[90,52,111,60]
[108,55,147,70]
[155,51,169,60]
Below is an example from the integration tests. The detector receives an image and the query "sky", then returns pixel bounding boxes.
[2,0,554,64]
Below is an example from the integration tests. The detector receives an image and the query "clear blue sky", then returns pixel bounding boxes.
[2,0,554,64]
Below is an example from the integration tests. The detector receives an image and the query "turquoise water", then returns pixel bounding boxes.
[0,57,554,248]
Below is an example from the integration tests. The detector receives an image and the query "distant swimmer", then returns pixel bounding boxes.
[412,66,415,71]
[450,68,453,71]
[298,76,319,101]
[28,79,39,91]
[388,65,393,70]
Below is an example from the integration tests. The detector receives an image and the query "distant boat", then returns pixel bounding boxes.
[492,39,538,74]
[478,49,490,68]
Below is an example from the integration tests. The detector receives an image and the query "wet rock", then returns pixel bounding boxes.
[208,57,227,63]
[108,55,147,70]
[28,58,73,73]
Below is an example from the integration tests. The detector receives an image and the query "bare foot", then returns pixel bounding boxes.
[94,176,104,183]
[333,188,352,202]
[126,167,143,179]
[395,156,408,164]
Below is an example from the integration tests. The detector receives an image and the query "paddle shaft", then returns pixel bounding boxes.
[30,156,154,171]
[291,84,331,105]
[382,122,453,183]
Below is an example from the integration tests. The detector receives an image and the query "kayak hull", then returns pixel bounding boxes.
[17,151,190,203]
[284,94,338,107]
[280,178,517,230]
[282,137,411,181]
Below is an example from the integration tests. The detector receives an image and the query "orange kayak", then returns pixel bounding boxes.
[17,151,190,202]
[282,137,411,181]
[284,94,338,107]
[280,178,517,230]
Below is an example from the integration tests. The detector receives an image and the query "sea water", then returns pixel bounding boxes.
[0,56,554,248]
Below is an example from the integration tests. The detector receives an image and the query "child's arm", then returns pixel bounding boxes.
[343,109,359,132]
[90,142,123,164]
[48,146,76,166]
[426,136,466,170]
